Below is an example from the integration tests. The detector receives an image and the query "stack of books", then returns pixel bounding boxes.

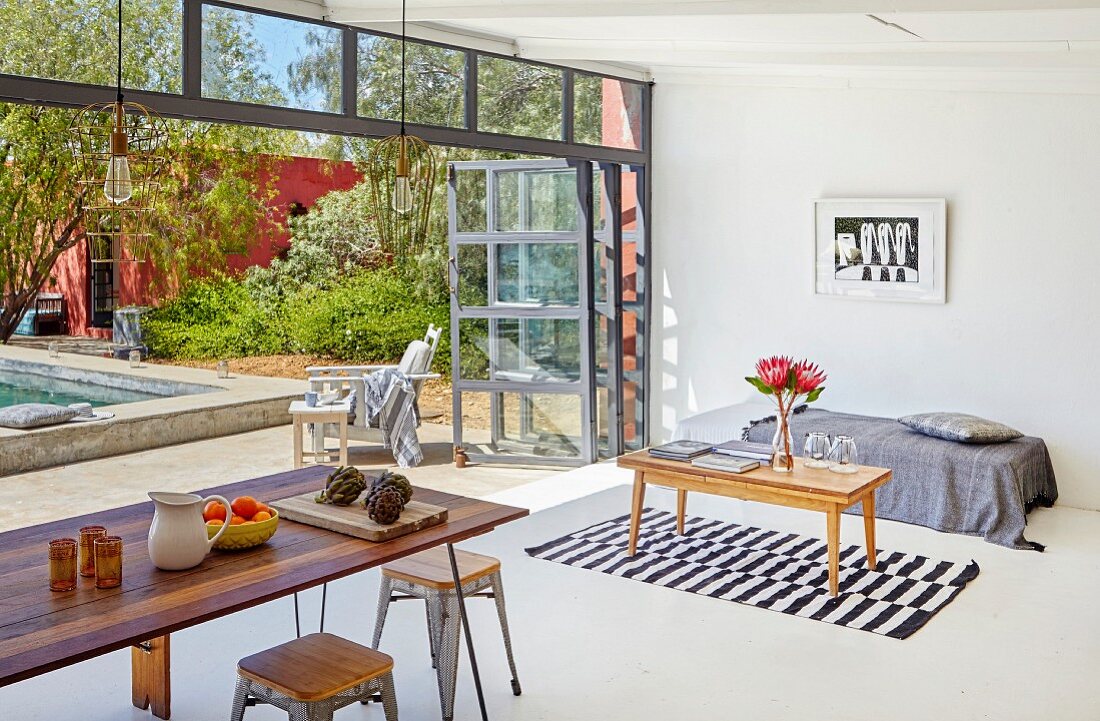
[690,454,760,473]
[713,439,775,465]
[647,440,713,461]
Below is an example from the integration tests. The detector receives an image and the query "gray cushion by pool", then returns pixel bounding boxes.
[0,403,79,429]
[899,412,1023,443]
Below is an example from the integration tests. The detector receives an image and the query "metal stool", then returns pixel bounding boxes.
[231,632,398,721]
[372,547,521,721]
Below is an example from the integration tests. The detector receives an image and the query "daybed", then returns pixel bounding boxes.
[675,404,1057,551]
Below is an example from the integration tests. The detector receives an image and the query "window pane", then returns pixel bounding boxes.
[495,244,579,306]
[494,169,577,232]
[358,35,465,127]
[574,74,644,150]
[460,391,583,459]
[0,0,181,93]
[202,5,341,112]
[458,318,581,383]
[477,56,562,140]
[457,244,488,306]
[454,169,487,233]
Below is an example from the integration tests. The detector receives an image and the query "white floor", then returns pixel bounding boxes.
[4,461,1099,721]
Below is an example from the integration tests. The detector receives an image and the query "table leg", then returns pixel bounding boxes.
[863,490,877,571]
[446,543,489,721]
[132,635,170,720]
[676,489,687,535]
[338,418,348,467]
[628,471,647,556]
[292,417,303,470]
[826,505,840,597]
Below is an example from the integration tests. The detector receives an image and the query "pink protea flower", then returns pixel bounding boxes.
[793,359,827,394]
[755,356,793,392]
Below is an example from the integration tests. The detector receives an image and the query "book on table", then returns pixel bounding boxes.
[647,440,713,460]
[690,454,760,474]
[713,439,774,462]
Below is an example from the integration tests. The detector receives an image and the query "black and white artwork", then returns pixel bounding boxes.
[815,199,945,303]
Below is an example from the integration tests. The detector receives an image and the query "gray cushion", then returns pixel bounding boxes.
[899,412,1023,444]
[0,403,79,429]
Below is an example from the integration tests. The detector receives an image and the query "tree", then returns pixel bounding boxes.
[0,0,298,341]
[0,107,85,341]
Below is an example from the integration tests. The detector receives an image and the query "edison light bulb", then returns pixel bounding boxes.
[104,154,133,204]
[392,175,413,214]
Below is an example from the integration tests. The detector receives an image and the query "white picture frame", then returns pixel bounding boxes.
[814,198,946,304]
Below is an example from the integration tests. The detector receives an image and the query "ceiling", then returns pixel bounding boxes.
[245,1,1100,91]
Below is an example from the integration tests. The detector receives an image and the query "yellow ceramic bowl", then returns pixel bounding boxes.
[207,510,279,550]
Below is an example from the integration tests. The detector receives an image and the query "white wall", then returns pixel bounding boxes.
[651,81,1100,510]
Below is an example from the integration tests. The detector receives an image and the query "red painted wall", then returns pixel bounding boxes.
[49,155,361,338]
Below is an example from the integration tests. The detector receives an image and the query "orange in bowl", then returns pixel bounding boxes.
[208,509,279,550]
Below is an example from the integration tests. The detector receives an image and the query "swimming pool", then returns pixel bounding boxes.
[0,359,218,410]
[0,370,167,407]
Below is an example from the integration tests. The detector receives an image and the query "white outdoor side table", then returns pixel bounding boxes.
[289,400,350,469]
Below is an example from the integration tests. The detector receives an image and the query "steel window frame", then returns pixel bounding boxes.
[0,0,653,455]
[0,0,648,165]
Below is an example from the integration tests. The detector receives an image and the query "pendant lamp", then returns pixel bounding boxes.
[68,0,168,263]
[366,0,437,257]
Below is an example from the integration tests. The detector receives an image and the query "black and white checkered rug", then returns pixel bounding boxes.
[525,508,980,639]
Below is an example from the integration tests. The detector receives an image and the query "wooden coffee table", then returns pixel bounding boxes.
[617,451,892,596]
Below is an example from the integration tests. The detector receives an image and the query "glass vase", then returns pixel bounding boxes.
[771,406,795,473]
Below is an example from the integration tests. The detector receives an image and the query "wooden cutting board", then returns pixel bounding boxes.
[270,492,449,542]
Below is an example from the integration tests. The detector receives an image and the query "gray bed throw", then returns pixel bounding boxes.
[745,408,1057,551]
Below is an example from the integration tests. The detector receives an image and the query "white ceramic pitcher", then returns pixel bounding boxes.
[147,492,232,571]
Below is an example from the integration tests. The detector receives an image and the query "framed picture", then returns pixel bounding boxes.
[814,198,946,303]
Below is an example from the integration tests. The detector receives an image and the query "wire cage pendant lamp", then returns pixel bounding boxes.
[68,0,168,263]
[366,0,437,258]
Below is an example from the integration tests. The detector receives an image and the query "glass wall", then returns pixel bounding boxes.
[476,56,563,140]
[358,35,465,127]
[0,0,182,93]
[575,74,645,150]
[201,5,342,112]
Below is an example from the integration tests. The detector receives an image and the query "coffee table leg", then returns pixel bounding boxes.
[863,490,877,571]
[676,489,687,535]
[132,635,170,719]
[628,471,646,556]
[826,505,840,597]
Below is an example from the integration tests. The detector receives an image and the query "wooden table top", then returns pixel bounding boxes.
[618,451,891,504]
[0,467,527,687]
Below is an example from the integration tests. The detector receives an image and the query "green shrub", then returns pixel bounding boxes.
[146,268,451,372]
[145,276,288,359]
[284,269,448,367]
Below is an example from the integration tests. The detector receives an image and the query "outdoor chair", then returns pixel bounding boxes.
[306,324,442,451]
[32,293,67,336]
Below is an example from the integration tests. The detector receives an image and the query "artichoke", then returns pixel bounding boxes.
[371,470,414,505]
[315,466,367,506]
[366,487,404,525]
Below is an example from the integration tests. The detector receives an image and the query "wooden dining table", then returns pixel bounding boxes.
[0,466,528,720]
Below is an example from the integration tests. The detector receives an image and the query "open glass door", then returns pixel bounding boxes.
[593,164,623,458]
[449,159,595,466]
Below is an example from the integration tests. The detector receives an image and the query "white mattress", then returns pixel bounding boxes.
[673,401,776,444]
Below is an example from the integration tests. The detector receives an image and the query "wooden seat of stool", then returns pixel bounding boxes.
[237,633,393,702]
[381,547,500,590]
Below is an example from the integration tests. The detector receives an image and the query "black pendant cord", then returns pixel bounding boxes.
[116,0,124,103]
[399,0,406,136]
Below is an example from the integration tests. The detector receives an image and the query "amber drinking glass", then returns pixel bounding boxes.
[94,536,123,589]
[79,525,107,577]
[48,539,78,592]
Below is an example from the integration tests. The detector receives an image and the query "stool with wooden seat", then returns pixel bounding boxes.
[231,633,398,721]
[371,547,521,721]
